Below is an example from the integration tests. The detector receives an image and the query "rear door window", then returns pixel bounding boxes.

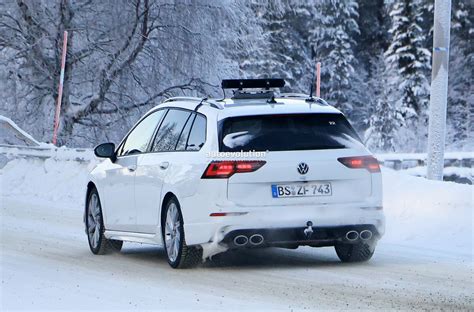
[152,109,191,152]
[186,114,206,151]
[175,114,195,151]
[219,113,362,152]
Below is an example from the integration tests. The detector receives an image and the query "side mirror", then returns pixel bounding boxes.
[94,142,116,161]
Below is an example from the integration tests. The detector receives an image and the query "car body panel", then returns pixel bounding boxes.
[91,156,138,232]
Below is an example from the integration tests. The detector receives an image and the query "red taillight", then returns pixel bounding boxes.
[201,160,266,179]
[338,156,380,173]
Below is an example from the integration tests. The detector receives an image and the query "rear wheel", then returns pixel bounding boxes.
[86,188,123,254]
[162,197,202,268]
[335,241,376,262]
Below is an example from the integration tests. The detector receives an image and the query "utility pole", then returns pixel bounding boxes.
[427,0,451,180]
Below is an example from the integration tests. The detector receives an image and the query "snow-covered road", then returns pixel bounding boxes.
[1,156,473,310]
[1,195,472,311]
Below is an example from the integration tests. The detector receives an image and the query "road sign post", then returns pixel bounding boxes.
[316,62,321,97]
[52,31,68,146]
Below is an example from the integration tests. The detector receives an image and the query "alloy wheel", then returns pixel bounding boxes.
[164,202,181,262]
[87,193,102,249]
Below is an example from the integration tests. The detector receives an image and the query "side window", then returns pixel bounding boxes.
[186,114,206,151]
[118,110,166,156]
[175,114,195,151]
[152,109,191,152]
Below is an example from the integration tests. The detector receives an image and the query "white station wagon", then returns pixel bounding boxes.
[85,79,385,268]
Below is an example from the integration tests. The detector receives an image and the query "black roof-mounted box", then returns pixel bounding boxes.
[221,79,285,90]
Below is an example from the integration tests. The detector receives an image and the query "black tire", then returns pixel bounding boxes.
[86,188,123,255]
[335,241,376,263]
[161,197,202,269]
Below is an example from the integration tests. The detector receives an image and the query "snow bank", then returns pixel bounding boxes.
[382,167,473,256]
[1,154,97,209]
[402,166,472,183]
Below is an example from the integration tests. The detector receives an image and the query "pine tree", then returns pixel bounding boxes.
[355,0,390,72]
[365,54,404,152]
[385,0,431,151]
[310,0,359,115]
[447,1,473,150]
[239,0,317,92]
[350,0,390,134]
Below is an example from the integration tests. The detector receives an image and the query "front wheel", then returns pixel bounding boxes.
[162,198,202,268]
[86,188,123,254]
[335,241,376,263]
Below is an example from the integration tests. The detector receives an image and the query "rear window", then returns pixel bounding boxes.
[219,113,363,152]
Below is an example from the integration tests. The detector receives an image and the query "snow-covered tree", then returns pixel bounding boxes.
[0,0,470,151]
[446,1,473,150]
[0,0,253,146]
[365,54,404,152]
[355,0,390,71]
[310,0,359,115]
[348,0,391,134]
[240,0,318,92]
[385,0,431,151]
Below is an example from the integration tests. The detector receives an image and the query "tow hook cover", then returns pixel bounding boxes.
[304,221,314,238]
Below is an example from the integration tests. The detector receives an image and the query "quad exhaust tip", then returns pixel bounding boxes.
[360,230,373,241]
[345,230,359,241]
[233,235,248,246]
[249,234,264,246]
[345,230,373,241]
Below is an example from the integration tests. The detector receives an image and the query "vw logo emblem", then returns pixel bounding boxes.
[297,162,309,175]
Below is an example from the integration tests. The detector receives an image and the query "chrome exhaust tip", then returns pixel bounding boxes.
[360,230,373,241]
[233,235,248,246]
[249,234,264,246]
[345,230,359,241]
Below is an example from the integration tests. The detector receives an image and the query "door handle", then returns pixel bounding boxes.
[127,165,137,172]
[159,161,169,170]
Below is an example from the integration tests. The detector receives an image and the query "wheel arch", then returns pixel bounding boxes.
[86,181,96,197]
[84,181,97,225]
[160,191,177,226]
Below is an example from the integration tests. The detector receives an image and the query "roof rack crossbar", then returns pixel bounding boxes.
[278,93,310,99]
[232,90,274,100]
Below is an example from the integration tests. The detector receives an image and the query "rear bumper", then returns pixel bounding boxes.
[222,224,380,249]
[183,202,385,246]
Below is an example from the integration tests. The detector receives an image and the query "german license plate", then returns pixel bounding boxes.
[271,182,332,198]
